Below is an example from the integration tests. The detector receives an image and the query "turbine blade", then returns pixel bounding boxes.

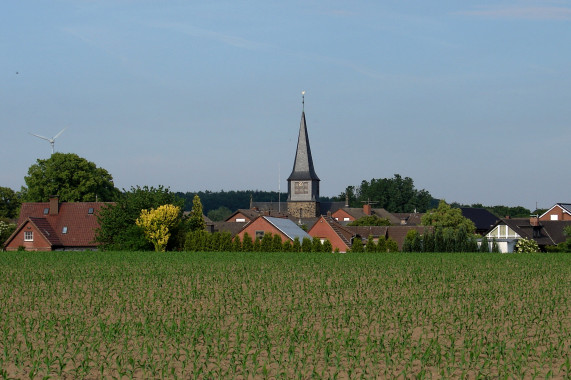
[29,132,50,141]
[53,127,66,140]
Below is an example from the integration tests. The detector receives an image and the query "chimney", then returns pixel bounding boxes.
[363,203,372,216]
[49,196,59,215]
[345,194,349,208]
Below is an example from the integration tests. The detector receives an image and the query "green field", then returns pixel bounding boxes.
[1,251,570,379]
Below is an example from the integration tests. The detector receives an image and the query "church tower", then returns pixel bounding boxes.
[287,93,320,218]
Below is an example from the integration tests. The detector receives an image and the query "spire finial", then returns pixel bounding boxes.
[301,90,305,111]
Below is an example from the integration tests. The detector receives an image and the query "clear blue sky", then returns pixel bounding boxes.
[1,1,570,210]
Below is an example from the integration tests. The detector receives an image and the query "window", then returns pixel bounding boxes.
[88,208,94,215]
[24,231,33,241]
[62,226,68,234]
[43,208,49,215]
[551,215,559,221]
[343,217,350,221]
[255,231,264,240]
[236,218,246,222]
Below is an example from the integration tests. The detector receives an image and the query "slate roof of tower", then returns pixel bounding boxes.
[287,111,320,181]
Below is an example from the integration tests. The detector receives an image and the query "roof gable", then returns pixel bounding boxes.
[539,203,571,219]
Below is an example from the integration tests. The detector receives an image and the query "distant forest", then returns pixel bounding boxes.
[176,190,335,215]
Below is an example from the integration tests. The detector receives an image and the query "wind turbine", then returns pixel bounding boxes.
[29,128,66,154]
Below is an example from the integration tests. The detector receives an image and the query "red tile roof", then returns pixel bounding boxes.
[17,201,113,248]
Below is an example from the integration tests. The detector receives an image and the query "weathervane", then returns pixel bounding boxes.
[301,90,305,111]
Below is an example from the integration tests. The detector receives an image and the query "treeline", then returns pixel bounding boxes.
[401,227,500,253]
[184,231,335,253]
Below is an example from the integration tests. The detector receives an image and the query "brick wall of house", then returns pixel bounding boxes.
[331,209,354,222]
[539,206,571,221]
[308,218,350,253]
[5,223,52,251]
[236,217,290,243]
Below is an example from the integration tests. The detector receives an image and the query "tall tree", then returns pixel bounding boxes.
[0,187,21,219]
[95,186,184,251]
[189,195,206,232]
[421,200,476,233]
[23,153,119,202]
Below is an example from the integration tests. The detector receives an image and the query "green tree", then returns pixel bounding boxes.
[189,195,206,232]
[232,235,242,252]
[423,231,435,253]
[480,236,490,253]
[0,218,17,247]
[0,187,21,219]
[95,185,184,251]
[351,236,364,252]
[377,236,387,252]
[338,174,432,212]
[491,237,500,253]
[562,226,571,252]
[386,238,399,252]
[242,232,254,252]
[322,239,333,253]
[421,201,476,233]
[261,233,273,252]
[272,234,283,252]
[311,237,323,252]
[365,235,377,252]
[301,237,312,252]
[207,206,232,222]
[23,153,119,202]
[219,231,233,252]
[282,239,293,252]
[292,237,301,252]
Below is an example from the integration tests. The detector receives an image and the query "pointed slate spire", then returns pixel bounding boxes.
[287,110,320,181]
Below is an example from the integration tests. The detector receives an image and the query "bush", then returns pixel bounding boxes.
[515,238,539,253]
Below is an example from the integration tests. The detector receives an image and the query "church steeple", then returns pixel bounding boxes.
[287,110,320,183]
[287,92,320,217]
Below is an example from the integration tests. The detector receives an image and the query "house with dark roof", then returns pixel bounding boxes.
[539,203,571,221]
[4,197,111,251]
[392,212,424,226]
[460,208,499,235]
[484,217,571,252]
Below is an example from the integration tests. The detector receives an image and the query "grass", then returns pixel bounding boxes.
[0,251,570,378]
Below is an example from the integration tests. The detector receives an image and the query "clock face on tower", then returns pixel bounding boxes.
[294,181,309,195]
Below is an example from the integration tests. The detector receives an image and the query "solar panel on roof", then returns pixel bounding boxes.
[265,217,311,241]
